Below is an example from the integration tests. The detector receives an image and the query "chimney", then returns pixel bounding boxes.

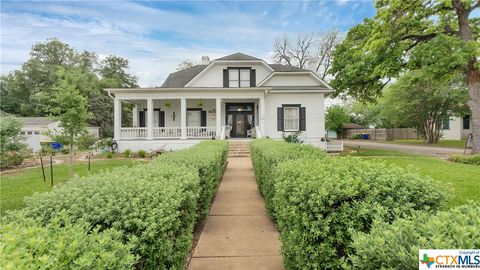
[307,59,318,73]
[201,55,210,65]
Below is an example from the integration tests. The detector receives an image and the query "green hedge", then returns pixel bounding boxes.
[250,139,447,269]
[1,212,135,269]
[250,139,326,216]
[5,140,228,270]
[153,140,228,221]
[449,154,480,166]
[349,203,480,269]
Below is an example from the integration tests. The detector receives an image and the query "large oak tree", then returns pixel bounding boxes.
[330,0,479,152]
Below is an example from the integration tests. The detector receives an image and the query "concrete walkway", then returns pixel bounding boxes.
[188,157,283,270]
[344,140,465,158]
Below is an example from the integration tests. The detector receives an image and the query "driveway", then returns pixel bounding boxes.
[343,140,465,158]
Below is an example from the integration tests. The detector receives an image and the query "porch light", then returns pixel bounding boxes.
[172,112,176,121]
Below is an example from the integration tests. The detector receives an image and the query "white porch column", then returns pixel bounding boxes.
[132,104,138,127]
[147,98,154,139]
[259,97,266,136]
[216,98,222,139]
[181,98,187,139]
[114,98,122,140]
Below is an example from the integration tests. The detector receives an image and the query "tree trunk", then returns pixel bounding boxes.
[454,0,480,153]
[69,143,73,178]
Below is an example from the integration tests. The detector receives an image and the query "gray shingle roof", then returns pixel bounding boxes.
[161,53,312,88]
[20,117,55,126]
[161,65,207,88]
[268,64,309,72]
[215,52,261,61]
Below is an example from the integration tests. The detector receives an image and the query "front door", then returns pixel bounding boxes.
[226,103,254,138]
[232,113,247,137]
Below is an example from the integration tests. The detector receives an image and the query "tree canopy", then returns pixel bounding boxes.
[0,38,138,138]
[330,0,479,152]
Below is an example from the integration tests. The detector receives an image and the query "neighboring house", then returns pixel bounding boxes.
[442,115,472,140]
[105,53,334,151]
[19,117,100,151]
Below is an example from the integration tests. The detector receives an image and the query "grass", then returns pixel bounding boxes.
[387,139,467,149]
[1,159,145,215]
[348,148,480,209]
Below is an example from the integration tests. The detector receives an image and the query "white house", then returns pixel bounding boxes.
[19,117,100,151]
[442,115,472,140]
[105,53,334,151]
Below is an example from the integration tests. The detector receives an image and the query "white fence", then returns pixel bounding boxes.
[153,127,181,139]
[120,128,147,139]
[186,127,216,139]
[120,127,215,139]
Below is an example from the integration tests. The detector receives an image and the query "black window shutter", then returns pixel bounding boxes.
[250,69,256,87]
[201,111,207,127]
[139,110,146,127]
[159,111,165,127]
[277,107,284,131]
[300,107,306,131]
[223,69,228,87]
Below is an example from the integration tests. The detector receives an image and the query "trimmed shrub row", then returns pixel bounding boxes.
[1,212,136,269]
[449,154,480,166]
[154,140,228,221]
[250,139,447,269]
[250,139,326,216]
[349,203,480,269]
[2,141,228,270]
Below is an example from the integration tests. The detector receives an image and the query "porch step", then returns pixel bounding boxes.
[228,142,250,158]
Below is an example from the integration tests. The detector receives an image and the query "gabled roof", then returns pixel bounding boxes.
[20,117,55,126]
[162,65,207,88]
[160,52,327,88]
[215,52,261,61]
[268,64,309,72]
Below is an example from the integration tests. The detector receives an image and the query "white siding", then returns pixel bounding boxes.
[442,117,462,140]
[264,92,326,147]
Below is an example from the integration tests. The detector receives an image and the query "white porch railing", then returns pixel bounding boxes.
[255,126,262,138]
[120,128,147,140]
[186,127,216,139]
[326,140,344,152]
[153,127,181,139]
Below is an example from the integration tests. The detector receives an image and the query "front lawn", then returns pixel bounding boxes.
[387,139,467,149]
[0,159,144,214]
[349,149,480,208]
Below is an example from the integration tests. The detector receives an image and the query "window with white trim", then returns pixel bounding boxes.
[228,68,250,87]
[284,107,299,131]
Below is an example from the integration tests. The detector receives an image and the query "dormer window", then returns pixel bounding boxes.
[228,68,250,88]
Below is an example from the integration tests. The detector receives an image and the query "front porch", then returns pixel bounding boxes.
[114,97,265,142]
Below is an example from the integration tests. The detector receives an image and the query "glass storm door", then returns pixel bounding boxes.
[232,113,247,137]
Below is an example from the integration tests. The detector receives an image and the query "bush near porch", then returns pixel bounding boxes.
[250,139,447,269]
[2,141,228,270]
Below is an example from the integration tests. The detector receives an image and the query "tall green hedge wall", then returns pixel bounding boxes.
[250,139,448,269]
[1,141,228,270]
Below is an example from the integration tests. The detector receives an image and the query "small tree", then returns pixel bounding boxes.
[0,116,32,168]
[382,71,468,143]
[51,75,90,178]
[325,105,350,138]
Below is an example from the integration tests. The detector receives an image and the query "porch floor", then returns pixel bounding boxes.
[188,147,283,269]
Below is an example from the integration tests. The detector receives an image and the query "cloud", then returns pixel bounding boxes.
[1,1,375,87]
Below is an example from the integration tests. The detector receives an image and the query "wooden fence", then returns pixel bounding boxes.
[344,128,418,141]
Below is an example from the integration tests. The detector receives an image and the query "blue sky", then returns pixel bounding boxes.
[1,1,376,86]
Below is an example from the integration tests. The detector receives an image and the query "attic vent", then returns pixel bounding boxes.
[201,55,210,65]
